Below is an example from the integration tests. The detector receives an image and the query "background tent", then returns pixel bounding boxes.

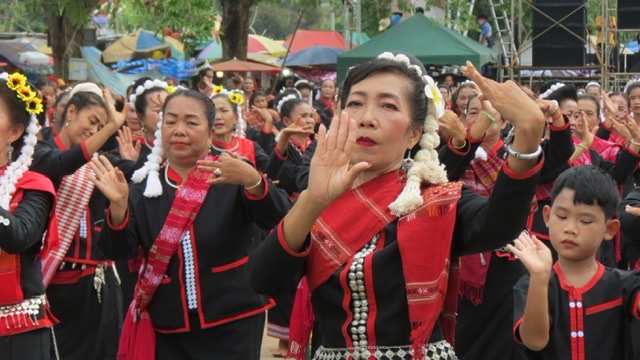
[283,30,347,53]
[337,15,498,82]
[102,29,185,64]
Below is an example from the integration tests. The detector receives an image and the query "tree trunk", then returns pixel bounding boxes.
[44,6,84,80]
[219,0,255,61]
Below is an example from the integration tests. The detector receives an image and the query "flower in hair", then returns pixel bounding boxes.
[276,94,298,114]
[129,79,171,105]
[423,75,444,119]
[229,92,244,105]
[212,85,225,95]
[25,97,44,115]
[7,73,26,91]
[17,85,36,101]
[166,85,176,94]
[538,82,565,100]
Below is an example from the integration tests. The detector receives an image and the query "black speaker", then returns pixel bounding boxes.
[532,0,586,67]
[618,0,640,29]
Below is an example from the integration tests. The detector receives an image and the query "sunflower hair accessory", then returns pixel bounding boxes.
[228,91,244,105]
[0,72,42,209]
[129,79,175,106]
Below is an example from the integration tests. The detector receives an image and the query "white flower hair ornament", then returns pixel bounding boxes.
[129,79,174,106]
[276,94,299,114]
[624,79,640,94]
[131,116,164,198]
[375,54,448,216]
[0,72,42,209]
[538,82,565,100]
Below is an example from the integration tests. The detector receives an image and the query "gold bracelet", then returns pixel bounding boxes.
[244,174,263,190]
[452,139,467,149]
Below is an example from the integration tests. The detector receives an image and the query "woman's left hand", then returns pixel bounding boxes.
[103,88,126,130]
[117,126,141,161]
[197,153,262,188]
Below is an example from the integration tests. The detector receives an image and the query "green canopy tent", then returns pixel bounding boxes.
[337,15,498,82]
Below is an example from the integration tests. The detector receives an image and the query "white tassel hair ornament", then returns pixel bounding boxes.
[375,52,448,216]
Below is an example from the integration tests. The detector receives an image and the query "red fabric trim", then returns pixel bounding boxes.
[364,242,378,346]
[160,277,171,285]
[211,256,249,273]
[106,208,129,230]
[632,292,640,319]
[196,300,275,330]
[490,140,505,156]
[80,141,91,161]
[584,296,623,315]
[167,165,183,185]
[50,266,96,284]
[625,146,640,157]
[277,221,310,258]
[467,128,485,143]
[274,146,287,160]
[512,316,524,345]
[502,154,544,180]
[236,137,257,165]
[244,173,268,200]
[53,135,67,150]
[339,262,354,348]
[549,120,571,131]
[554,263,604,294]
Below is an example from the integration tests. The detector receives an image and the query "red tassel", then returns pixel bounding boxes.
[118,304,155,360]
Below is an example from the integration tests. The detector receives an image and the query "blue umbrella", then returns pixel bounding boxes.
[281,45,344,67]
[625,41,638,53]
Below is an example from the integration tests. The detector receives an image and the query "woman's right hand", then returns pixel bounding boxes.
[306,112,370,207]
[103,88,126,130]
[89,155,129,208]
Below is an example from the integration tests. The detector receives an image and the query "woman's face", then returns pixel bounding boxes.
[439,87,450,102]
[252,95,268,109]
[343,72,421,174]
[585,85,600,98]
[0,97,25,164]
[284,103,315,131]
[465,97,503,142]
[140,91,167,133]
[162,95,210,165]
[628,88,640,117]
[243,78,255,94]
[54,94,69,124]
[64,104,108,146]
[126,104,142,132]
[212,97,237,138]
[561,99,579,132]
[577,98,599,131]
[455,87,476,113]
[321,80,336,100]
[299,88,311,103]
[608,95,628,122]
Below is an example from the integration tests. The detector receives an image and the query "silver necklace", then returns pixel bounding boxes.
[164,166,181,189]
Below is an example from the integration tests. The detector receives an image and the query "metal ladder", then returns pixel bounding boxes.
[449,0,477,36]
[488,0,516,68]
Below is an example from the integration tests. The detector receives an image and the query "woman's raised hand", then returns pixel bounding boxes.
[116,126,141,161]
[89,155,129,207]
[461,61,544,129]
[306,112,370,207]
[103,88,126,129]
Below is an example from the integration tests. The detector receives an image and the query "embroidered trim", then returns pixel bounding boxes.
[313,340,456,359]
[181,231,198,309]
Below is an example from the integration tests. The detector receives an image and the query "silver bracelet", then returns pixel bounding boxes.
[631,139,640,147]
[244,175,263,190]
[505,144,542,160]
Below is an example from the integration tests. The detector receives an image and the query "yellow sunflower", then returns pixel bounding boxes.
[229,93,244,105]
[25,96,44,115]
[166,85,176,94]
[7,73,27,91]
[16,85,36,101]
[212,85,225,95]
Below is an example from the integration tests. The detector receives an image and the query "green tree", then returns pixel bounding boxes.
[0,0,47,33]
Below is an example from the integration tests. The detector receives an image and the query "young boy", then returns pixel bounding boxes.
[509,165,640,359]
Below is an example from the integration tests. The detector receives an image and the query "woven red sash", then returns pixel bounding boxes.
[41,163,93,286]
[117,157,214,360]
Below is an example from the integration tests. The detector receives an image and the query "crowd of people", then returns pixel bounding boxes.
[1,51,640,360]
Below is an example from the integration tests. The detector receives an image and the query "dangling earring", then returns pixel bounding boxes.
[141,124,147,133]
[401,149,414,173]
[7,144,13,162]
[65,121,70,127]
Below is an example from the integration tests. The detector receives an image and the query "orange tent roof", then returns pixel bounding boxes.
[283,30,346,53]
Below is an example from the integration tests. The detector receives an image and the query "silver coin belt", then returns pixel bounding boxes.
[313,340,457,359]
[347,233,379,355]
[0,295,46,330]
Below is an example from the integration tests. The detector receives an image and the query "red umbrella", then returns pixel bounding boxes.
[283,30,346,53]
[210,57,282,72]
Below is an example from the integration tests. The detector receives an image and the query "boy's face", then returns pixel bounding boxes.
[543,188,619,261]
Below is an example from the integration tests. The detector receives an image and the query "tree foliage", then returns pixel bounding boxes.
[0,0,47,33]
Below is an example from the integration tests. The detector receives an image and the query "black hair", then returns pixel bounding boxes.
[35,78,57,91]
[212,93,238,115]
[340,53,427,128]
[280,99,307,122]
[577,94,601,117]
[320,78,336,88]
[62,87,106,124]
[295,81,314,92]
[539,81,577,104]
[0,83,31,161]
[131,77,168,116]
[550,166,619,220]
[625,81,640,97]
[438,84,451,96]
[465,93,480,114]
[477,14,488,20]
[163,89,215,129]
[451,82,477,115]
[54,90,71,108]
[250,90,267,107]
